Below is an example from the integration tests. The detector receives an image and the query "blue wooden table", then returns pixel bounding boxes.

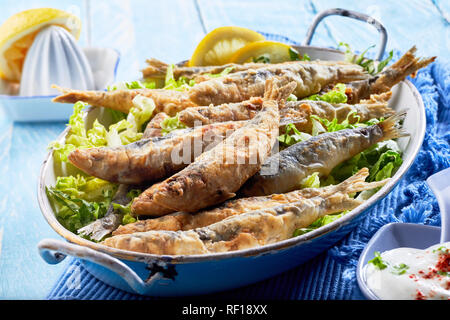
[0,0,448,299]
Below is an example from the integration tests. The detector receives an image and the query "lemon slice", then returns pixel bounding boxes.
[229,40,295,64]
[188,26,265,67]
[0,8,81,82]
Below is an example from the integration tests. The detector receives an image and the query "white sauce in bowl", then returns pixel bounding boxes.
[364,242,450,300]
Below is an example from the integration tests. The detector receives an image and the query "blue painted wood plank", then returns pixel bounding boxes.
[0,122,69,299]
[311,0,449,60]
[87,0,207,81]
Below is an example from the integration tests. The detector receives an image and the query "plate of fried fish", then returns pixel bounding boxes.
[37,12,435,295]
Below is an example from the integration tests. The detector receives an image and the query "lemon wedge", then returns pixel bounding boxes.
[0,8,81,82]
[188,26,265,67]
[229,40,298,64]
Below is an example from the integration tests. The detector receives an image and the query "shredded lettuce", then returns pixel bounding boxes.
[330,140,403,184]
[339,42,394,75]
[311,110,363,133]
[278,123,312,148]
[105,94,155,147]
[50,95,155,159]
[289,47,311,61]
[107,80,156,91]
[163,64,196,91]
[49,102,107,162]
[203,67,235,78]
[46,175,117,233]
[293,210,350,236]
[160,113,187,135]
[111,189,142,225]
[300,172,320,189]
[306,83,348,104]
[53,175,117,202]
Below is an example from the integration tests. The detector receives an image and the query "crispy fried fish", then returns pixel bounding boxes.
[52,85,197,116]
[52,60,368,116]
[131,78,296,216]
[345,46,435,103]
[177,97,264,127]
[68,121,246,184]
[103,169,387,254]
[188,60,368,106]
[142,58,265,81]
[177,91,394,133]
[113,168,385,235]
[240,111,408,197]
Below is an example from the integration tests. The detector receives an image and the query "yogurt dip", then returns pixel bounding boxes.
[364,242,450,300]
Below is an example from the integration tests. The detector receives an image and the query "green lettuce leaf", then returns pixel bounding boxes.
[203,66,235,78]
[49,102,108,162]
[163,64,196,91]
[278,123,312,148]
[306,83,348,104]
[160,113,187,135]
[338,42,394,75]
[289,47,311,61]
[112,189,142,225]
[293,210,350,236]
[53,175,117,202]
[330,140,403,184]
[50,94,156,160]
[46,176,117,233]
[300,172,320,189]
[107,80,156,91]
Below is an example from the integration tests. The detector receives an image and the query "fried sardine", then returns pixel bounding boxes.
[131,78,296,216]
[103,169,388,254]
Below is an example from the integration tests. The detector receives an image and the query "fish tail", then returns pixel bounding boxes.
[334,168,390,194]
[51,85,89,104]
[362,101,396,120]
[360,91,392,104]
[142,58,169,79]
[323,192,363,214]
[378,110,409,140]
[371,46,436,93]
[263,77,297,102]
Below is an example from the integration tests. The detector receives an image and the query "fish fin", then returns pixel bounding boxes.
[323,192,363,214]
[379,110,409,140]
[360,91,392,104]
[362,101,396,120]
[263,77,297,102]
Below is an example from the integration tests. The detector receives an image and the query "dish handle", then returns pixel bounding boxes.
[37,238,162,295]
[303,8,388,61]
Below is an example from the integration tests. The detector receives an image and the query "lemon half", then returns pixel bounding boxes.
[0,8,81,82]
[188,26,265,67]
[229,40,295,64]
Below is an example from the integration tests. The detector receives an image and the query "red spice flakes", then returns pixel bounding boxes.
[435,251,450,273]
[409,274,418,282]
[446,281,450,290]
[415,289,426,300]
[418,250,450,280]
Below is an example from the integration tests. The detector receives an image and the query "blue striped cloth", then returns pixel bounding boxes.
[46,34,450,300]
